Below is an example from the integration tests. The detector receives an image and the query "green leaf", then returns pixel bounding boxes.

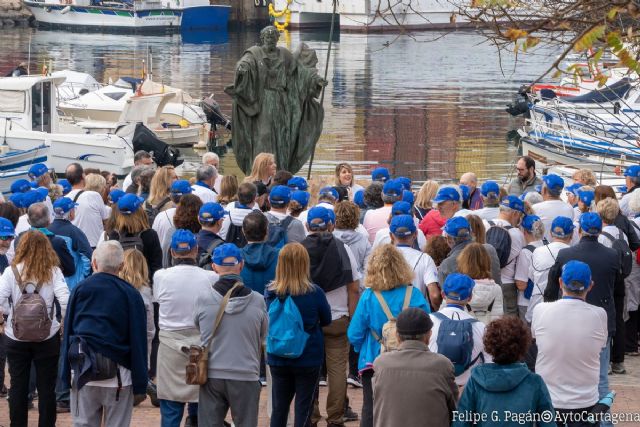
[607,7,620,21]
[574,25,606,52]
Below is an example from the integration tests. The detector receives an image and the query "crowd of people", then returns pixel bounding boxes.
[0,152,637,427]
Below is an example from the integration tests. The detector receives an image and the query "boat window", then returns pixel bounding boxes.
[31,82,52,132]
[104,91,127,101]
[0,90,26,113]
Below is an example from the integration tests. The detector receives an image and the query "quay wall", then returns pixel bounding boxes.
[0,0,31,26]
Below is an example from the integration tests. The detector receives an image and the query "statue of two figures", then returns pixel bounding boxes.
[225,26,327,175]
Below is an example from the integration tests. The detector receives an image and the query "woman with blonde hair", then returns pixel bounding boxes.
[414,180,439,221]
[147,166,177,212]
[0,230,69,426]
[265,243,331,427]
[84,173,108,204]
[457,242,503,325]
[217,175,239,207]
[120,249,155,368]
[244,153,277,186]
[465,214,486,244]
[334,162,364,200]
[348,244,430,427]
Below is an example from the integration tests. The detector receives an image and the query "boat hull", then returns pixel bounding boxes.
[0,145,49,172]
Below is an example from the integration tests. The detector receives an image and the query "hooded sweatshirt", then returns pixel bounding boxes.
[301,232,353,293]
[454,363,555,427]
[333,229,371,276]
[194,275,268,381]
[241,242,279,295]
[468,279,504,325]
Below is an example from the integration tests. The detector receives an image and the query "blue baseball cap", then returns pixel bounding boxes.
[0,217,15,238]
[443,216,471,238]
[433,187,461,204]
[481,181,500,198]
[579,212,602,236]
[28,163,49,180]
[550,216,575,238]
[534,184,542,193]
[578,190,595,206]
[542,174,564,193]
[500,195,525,213]
[53,197,78,215]
[624,165,640,178]
[291,190,310,209]
[36,187,49,199]
[11,179,31,194]
[269,185,292,207]
[459,184,470,202]
[402,190,414,205]
[382,179,403,198]
[9,193,24,209]
[117,193,144,215]
[521,214,541,232]
[22,189,45,208]
[307,206,332,230]
[390,214,416,237]
[199,202,227,223]
[57,179,72,195]
[319,186,339,201]
[287,176,308,191]
[396,176,412,191]
[442,273,475,301]
[391,201,412,216]
[212,243,243,266]
[561,260,592,291]
[109,189,126,204]
[353,189,365,208]
[171,229,197,253]
[566,183,583,196]
[170,180,193,196]
[372,167,390,182]
[617,185,628,194]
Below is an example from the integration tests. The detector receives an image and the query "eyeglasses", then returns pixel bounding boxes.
[0,236,14,241]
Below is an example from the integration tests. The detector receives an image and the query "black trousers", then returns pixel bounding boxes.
[6,334,60,427]
[150,302,159,378]
[270,365,320,427]
[361,370,374,427]
[611,295,625,364]
[348,345,359,378]
[625,309,640,352]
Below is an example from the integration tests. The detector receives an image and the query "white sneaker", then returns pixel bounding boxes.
[347,376,363,388]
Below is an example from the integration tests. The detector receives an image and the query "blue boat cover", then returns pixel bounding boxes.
[563,78,632,104]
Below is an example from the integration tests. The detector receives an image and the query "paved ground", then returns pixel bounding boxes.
[3,357,640,426]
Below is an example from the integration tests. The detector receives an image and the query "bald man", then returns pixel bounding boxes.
[460,172,483,210]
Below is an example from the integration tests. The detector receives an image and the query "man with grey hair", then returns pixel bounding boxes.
[460,172,483,210]
[60,240,149,427]
[122,150,154,190]
[532,174,575,241]
[202,152,224,194]
[191,164,218,204]
[514,215,545,321]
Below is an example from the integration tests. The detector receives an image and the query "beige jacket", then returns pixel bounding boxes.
[372,340,458,427]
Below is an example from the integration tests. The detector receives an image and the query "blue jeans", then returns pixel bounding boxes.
[159,399,198,427]
[599,337,612,427]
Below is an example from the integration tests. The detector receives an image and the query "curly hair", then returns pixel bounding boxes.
[363,182,384,210]
[365,244,414,290]
[173,194,203,233]
[572,168,597,186]
[334,201,360,230]
[425,235,451,267]
[13,230,59,284]
[483,316,531,365]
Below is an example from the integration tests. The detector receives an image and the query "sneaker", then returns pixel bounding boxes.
[0,385,7,398]
[343,405,359,422]
[56,401,71,414]
[146,380,160,407]
[611,362,627,374]
[346,375,362,388]
[184,415,198,427]
[319,376,327,387]
[259,377,267,387]
[625,351,640,357]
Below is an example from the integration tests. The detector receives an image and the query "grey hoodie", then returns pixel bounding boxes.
[333,229,371,276]
[194,277,268,381]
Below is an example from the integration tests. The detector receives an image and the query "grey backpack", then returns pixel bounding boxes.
[10,266,53,342]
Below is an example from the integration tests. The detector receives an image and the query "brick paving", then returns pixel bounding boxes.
[2,357,640,426]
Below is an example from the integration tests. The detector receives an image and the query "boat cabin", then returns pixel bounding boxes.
[0,75,64,133]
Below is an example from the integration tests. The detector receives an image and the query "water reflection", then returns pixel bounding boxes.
[0,27,556,184]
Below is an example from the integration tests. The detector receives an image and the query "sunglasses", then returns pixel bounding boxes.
[0,236,14,241]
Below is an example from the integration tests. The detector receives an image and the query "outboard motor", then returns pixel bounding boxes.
[505,84,532,117]
[202,95,231,130]
[130,123,183,167]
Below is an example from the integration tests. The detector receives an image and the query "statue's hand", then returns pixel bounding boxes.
[319,78,328,87]
[238,62,250,74]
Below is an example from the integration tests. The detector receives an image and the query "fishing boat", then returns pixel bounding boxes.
[0,75,135,175]
[23,0,230,32]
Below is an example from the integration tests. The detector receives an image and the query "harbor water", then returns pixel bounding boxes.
[0,27,558,184]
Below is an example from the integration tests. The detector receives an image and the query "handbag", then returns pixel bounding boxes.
[186,282,241,385]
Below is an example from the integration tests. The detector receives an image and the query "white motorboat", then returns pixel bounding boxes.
[0,75,135,175]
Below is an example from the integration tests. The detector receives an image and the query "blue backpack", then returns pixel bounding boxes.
[56,234,91,290]
[267,295,309,358]
[266,215,294,250]
[433,312,484,376]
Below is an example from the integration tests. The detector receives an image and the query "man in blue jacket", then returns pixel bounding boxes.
[61,240,148,426]
[240,211,279,296]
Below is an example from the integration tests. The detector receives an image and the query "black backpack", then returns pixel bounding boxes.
[225,223,247,248]
[145,197,171,227]
[110,231,144,252]
[601,228,633,278]
[486,221,513,269]
[198,238,225,268]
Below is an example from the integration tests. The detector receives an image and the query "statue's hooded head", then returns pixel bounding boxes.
[260,26,280,49]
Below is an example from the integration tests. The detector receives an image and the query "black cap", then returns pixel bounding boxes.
[396,308,433,336]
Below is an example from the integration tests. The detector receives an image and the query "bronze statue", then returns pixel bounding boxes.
[225,26,326,175]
